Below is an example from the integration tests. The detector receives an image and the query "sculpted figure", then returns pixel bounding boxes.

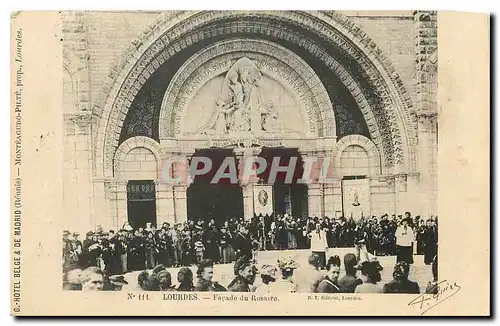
[198,57,264,135]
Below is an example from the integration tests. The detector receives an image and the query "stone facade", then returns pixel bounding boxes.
[62,11,438,232]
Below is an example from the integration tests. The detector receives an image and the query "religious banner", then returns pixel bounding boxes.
[342,178,371,220]
[253,185,274,216]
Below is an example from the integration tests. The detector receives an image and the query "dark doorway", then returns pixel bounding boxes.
[257,148,308,217]
[273,184,308,218]
[187,183,243,225]
[187,148,243,225]
[127,180,157,229]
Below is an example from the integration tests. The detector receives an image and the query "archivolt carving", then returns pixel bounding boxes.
[96,11,415,178]
[159,39,334,139]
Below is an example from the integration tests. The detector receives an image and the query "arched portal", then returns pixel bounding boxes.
[94,11,416,180]
[91,11,422,228]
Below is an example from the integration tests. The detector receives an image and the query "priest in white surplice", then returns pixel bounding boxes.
[395,216,415,264]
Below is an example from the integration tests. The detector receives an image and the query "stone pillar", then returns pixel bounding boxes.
[156,181,175,226]
[115,181,128,230]
[323,180,342,218]
[300,149,325,218]
[171,151,192,223]
[307,183,323,217]
[234,146,262,220]
[63,112,95,232]
[241,183,255,220]
[173,184,188,224]
[394,173,408,215]
[417,115,438,217]
[414,10,438,217]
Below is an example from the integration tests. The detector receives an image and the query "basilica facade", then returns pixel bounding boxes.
[62,11,438,232]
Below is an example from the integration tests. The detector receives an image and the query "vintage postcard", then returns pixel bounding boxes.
[10,10,490,316]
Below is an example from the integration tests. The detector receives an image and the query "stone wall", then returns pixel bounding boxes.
[61,11,436,231]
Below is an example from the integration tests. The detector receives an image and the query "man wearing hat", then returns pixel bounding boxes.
[422,217,438,265]
[71,232,83,267]
[105,275,129,291]
[80,231,95,268]
[62,230,72,272]
[227,256,257,292]
[232,224,252,261]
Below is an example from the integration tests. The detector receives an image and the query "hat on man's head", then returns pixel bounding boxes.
[109,275,128,286]
[86,231,94,237]
[151,264,166,276]
[63,230,70,236]
[233,256,252,275]
[72,232,80,237]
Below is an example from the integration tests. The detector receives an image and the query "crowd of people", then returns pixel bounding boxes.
[62,212,438,278]
[63,250,439,295]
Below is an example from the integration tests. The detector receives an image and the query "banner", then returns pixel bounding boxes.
[342,178,371,220]
[253,185,274,216]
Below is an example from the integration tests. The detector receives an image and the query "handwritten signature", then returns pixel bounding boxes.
[408,280,461,315]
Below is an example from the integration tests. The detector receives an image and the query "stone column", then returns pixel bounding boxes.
[300,150,325,218]
[171,151,192,224]
[414,10,438,217]
[173,184,188,224]
[307,183,323,217]
[323,180,342,218]
[115,181,128,230]
[241,183,255,220]
[234,147,262,220]
[394,173,408,215]
[417,115,438,217]
[156,181,175,226]
[64,112,94,232]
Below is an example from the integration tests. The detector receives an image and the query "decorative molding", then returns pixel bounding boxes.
[414,10,438,113]
[94,11,416,178]
[112,136,162,178]
[332,135,382,175]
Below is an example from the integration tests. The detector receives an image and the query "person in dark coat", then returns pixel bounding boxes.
[80,231,95,268]
[422,219,438,265]
[425,255,439,294]
[227,256,256,292]
[203,225,220,263]
[337,253,363,293]
[383,261,420,294]
[232,224,252,261]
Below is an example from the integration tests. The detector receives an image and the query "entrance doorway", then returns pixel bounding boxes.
[273,183,308,217]
[126,180,157,229]
[258,148,308,218]
[186,148,243,225]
